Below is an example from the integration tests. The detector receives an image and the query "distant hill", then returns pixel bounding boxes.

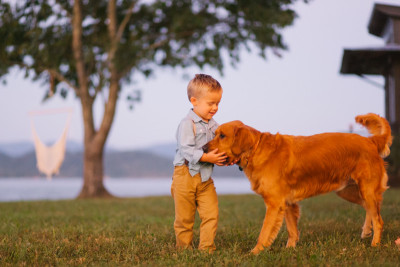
[0,141,175,157]
[146,143,177,159]
[0,141,34,157]
[0,146,245,178]
[0,140,83,157]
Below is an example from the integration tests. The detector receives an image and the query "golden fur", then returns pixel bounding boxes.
[205,113,392,254]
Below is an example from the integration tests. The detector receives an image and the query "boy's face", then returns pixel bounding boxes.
[191,90,222,122]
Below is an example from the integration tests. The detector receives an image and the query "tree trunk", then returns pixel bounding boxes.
[78,140,113,198]
[72,0,121,198]
[73,0,115,198]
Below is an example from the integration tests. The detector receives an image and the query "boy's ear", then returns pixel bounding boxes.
[190,97,197,105]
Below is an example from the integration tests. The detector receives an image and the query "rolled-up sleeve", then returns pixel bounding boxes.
[177,120,204,165]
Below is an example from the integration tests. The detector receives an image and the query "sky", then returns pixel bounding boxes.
[0,0,398,151]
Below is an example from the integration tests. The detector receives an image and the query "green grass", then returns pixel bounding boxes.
[1,189,400,266]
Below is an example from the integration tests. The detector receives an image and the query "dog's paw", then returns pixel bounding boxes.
[250,245,264,255]
[361,230,372,239]
[286,239,297,248]
[371,239,381,247]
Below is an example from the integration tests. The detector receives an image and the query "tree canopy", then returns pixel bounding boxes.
[1,0,300,98]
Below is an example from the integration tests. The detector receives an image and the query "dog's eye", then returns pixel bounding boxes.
[220,134,225,139]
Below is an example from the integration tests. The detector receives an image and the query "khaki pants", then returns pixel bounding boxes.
[171,165,219,252]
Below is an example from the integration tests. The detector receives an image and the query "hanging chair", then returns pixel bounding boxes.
[29,108,73,180]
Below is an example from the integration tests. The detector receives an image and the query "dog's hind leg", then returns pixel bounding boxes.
[361,213,373,238]
[353,167,387,246]
[284,203,300,248]
[335,182,372,238]
[359,189,384,246]
[251,199,286,254]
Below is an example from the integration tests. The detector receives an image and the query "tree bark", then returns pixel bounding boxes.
[78,140,113,198]
[77,81,118,198]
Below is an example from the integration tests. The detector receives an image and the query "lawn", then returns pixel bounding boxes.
[1,188,400,266]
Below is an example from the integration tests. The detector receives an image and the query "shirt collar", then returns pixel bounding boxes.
[188,109,217,127]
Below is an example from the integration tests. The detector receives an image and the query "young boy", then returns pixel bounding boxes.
[171,74,227,252]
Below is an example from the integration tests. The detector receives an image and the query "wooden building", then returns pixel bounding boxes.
[340,3,400,133]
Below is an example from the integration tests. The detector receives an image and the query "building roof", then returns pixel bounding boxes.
[368,3,400,37]
[340,44,400,75]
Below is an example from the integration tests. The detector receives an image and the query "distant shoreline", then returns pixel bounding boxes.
[0,177,252,202]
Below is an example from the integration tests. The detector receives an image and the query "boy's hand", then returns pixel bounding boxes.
[201,149,227,166]
[227,159,239,166]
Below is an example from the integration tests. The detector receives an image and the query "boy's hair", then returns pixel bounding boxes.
[187,74,222,101]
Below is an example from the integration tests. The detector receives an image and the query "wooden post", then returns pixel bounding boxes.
[393,63,400,134]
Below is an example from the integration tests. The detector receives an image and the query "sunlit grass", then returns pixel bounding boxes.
[0,189,399,266]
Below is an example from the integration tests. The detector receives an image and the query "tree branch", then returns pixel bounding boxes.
[72,0,87,91]
[108,1,136,66]
[46,69,80,95]
[92,0,120,148]
[148,38,171,50]
[8,60,79,96]
[73,0,95,139]
[107,0,118,63]
[115,1,136,44]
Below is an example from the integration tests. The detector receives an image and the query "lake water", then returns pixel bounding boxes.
[0,177,254,202]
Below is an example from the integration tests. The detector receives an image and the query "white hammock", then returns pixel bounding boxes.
[29,109,72,180]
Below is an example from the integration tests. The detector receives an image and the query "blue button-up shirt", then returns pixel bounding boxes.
[173,109,219,182]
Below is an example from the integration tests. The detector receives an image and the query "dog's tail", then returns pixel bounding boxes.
[355,113,392,158]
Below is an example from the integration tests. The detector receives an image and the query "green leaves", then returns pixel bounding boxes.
[0,0,301,96]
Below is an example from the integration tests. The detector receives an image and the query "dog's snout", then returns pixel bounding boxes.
[203,143,209,153]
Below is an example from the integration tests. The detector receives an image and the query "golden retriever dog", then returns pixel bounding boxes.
[205,113,392,254]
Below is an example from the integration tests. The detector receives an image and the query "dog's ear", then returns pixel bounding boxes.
[232,125,257,155]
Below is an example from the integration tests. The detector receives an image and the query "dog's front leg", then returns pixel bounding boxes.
[251,199,286,255]
[284,203,300,248]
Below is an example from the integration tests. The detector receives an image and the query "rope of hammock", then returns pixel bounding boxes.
[29,108,73,180]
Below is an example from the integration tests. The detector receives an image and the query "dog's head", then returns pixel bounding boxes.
[204,120,260,165]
